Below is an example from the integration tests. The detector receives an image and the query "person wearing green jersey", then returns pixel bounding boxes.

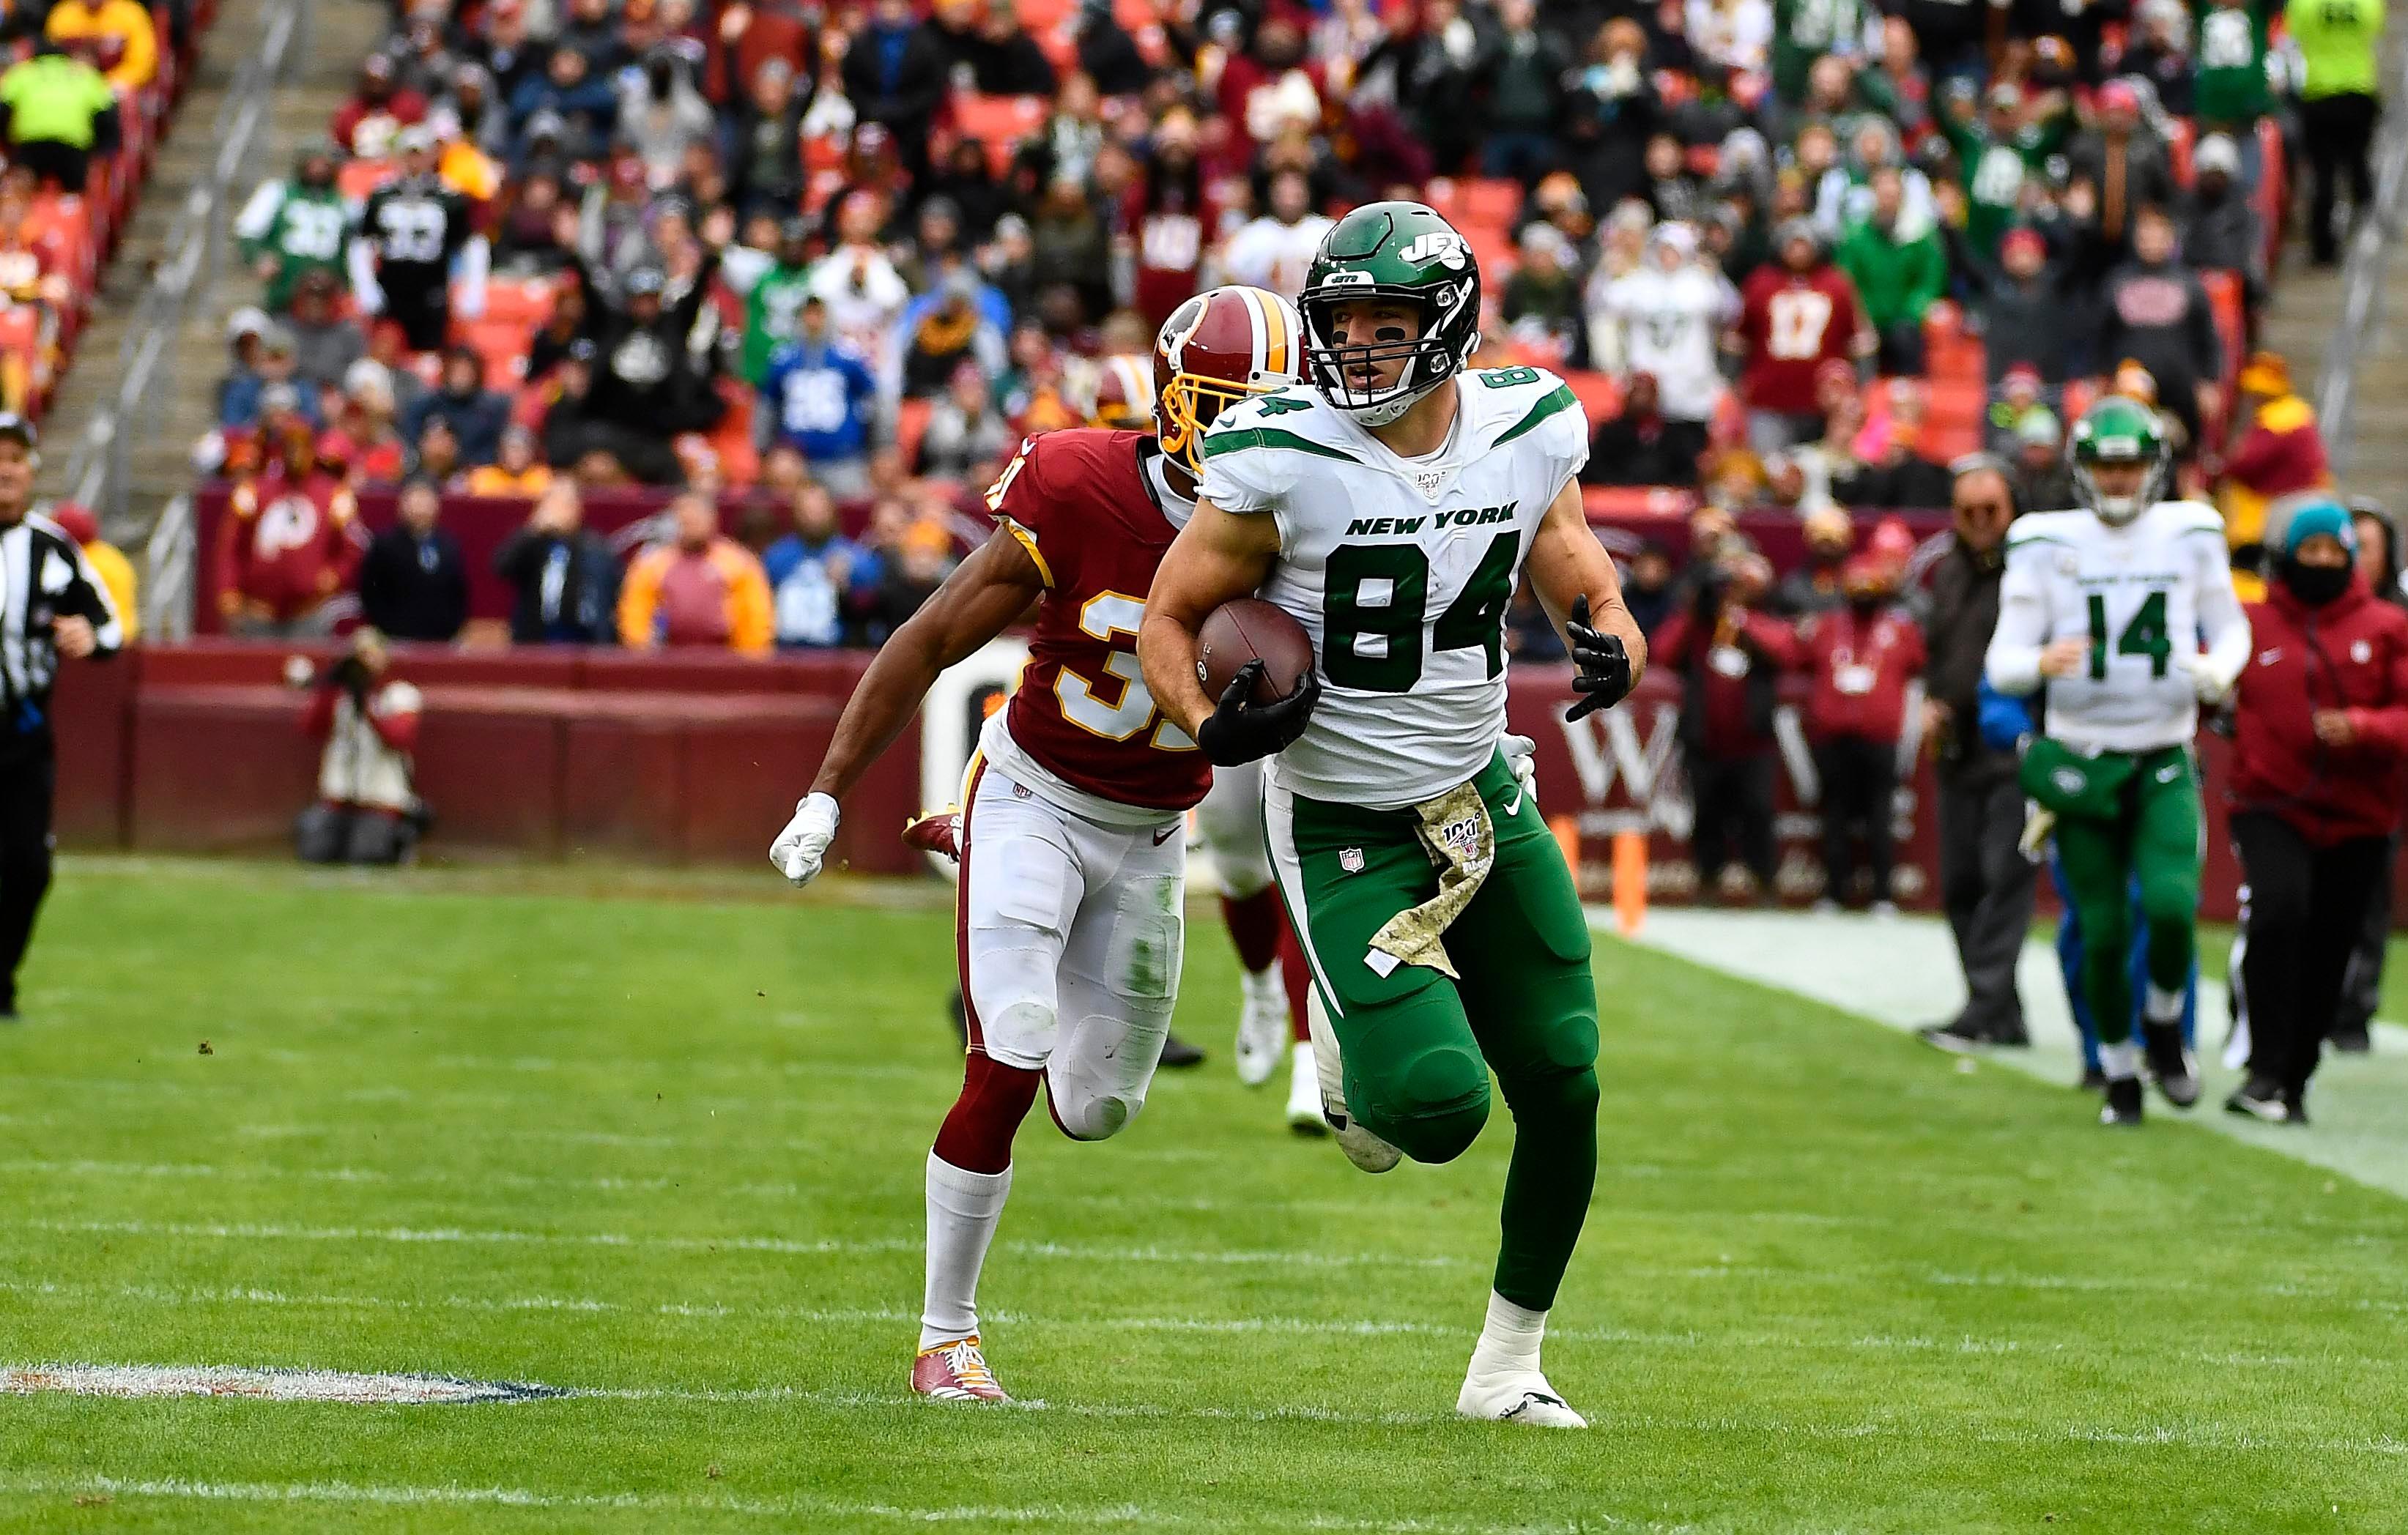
[741,218,816,387]
[1772,0,1864,108]
[2193,0,2272,136]
[235,144,354,313]
[2290,0,2385,264]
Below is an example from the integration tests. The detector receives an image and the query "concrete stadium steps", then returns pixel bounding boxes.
[2261,0,2408,507]
[40,0,392,537]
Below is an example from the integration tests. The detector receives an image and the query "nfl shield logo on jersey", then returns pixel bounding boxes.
[1339,847,1366,874]
[1411,467,1449,499]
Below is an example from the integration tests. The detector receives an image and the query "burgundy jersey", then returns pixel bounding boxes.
[985,427,1209,812]
[1737,264,1864,416]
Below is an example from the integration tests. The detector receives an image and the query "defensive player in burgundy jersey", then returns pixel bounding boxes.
[1094,343,1321,1123]
[768,286,1303,1402]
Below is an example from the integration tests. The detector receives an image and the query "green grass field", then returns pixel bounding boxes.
[4,858,2407,1532]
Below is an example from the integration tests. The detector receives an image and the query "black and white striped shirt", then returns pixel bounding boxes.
[0,510,123,737]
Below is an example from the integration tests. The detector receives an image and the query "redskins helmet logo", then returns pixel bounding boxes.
[1154,286,1302,475]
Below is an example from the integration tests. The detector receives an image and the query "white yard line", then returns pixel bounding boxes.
[1603,907,2408,1200]
[3,1278,2390,1361]
[0,1478,1610,1534]
[13,1219,1470,1269]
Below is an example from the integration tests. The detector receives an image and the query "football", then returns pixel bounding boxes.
[1196,598,1315,705]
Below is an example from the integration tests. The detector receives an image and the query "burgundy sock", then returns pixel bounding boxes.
[1280,928,1311,1042]
[932,1050,1042,1174]
[1221,888,1284,974]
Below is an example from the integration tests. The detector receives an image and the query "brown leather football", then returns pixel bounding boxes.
[1196,598,1315,705]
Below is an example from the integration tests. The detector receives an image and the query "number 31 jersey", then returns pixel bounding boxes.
[1196,367,1588,809]
[983,428,1211,819]
[1994,500,2247,753]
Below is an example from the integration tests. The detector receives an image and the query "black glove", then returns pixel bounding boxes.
[1563,594,1633,722]
[1195,659,1320,767]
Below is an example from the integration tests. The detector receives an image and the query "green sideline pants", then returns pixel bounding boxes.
[2027,742,2203,1044]
[1266,750,1600,1312]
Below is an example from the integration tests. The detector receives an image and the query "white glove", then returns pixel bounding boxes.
[771,792,841,886]
[2179,651,2239,706]
[1502,733,1538,806]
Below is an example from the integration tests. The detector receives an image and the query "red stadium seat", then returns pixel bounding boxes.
[1461,178,1523,232]
[2201,269,2245,384]
[339,158,396,202]
[2166,117,2196,189]
[482,278,555,327]
[1581,484,1698,520]
[1560,368,1623,432]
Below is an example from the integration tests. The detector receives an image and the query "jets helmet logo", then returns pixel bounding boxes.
[1399,231,1468,270]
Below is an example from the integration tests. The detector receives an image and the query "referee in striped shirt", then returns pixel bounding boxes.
[0,412,122,1019]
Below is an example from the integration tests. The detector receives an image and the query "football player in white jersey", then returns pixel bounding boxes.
[1139,202,1647,1427]
[1987,396,2250,1126]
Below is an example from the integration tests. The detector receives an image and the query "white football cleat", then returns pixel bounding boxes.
[1456,1366,1588,1428]
[1234,968,1286,1087]
[1285,1039,1325,1134]
[1306,990,1401,1172]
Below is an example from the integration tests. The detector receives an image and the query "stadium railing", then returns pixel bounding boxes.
[61,0,308,529]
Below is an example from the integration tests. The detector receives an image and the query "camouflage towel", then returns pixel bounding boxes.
[1367,781,1494,981]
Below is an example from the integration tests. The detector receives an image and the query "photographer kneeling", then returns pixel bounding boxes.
[292,628,425,866]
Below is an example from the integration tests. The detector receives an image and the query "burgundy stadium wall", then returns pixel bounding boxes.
[55,640,2384,924]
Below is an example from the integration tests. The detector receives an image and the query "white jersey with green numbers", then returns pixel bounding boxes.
[1987,499,2251,754]
[1196,365,1588,809]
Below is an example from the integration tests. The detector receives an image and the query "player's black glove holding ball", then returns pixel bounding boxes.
[1563,594,1633,721]
[1196,660,1321,766]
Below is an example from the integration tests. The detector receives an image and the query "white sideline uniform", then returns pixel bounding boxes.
[959,721,1187,1140]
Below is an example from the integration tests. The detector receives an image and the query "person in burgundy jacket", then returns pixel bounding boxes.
[1654,551,1802,902]
[2224,499,2408,1123]
[1801,554,1927,913]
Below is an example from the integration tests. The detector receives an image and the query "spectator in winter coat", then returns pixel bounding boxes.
[618,491,773,653]
[403,347,511,469]
[1801,555,1925,911]
[1582,373,1705,488]
[2095,205,2225,451]
[1651,553,1802,901]
[2011,407,2078,510]
[2218,352,2335,595]
[840,0,949,179]
[615,48,714,188]
[914,362,1012,483]
[1774,507,1854,618]
[2225,500,2408,1121]
[2182,134,2268,321]
[761,483,862,649]
[1949,223,2078,388]
[495,479,620,644]
[216,431,364,638]
[2065,84,2177,256]
[330,53,428,158]
[1834,167,1946,376]
[358,477,470,643]
[285,272,368,395]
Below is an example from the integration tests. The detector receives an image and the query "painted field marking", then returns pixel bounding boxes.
[0,1476,1592,1533]
[1604,907,2408,1200]
[0,1364,560,1404]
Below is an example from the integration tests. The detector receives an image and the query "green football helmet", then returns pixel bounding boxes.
[2067,394,2168,525]
[1297,201,1482,426]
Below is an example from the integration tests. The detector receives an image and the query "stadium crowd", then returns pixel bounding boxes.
[181,0,2382,654]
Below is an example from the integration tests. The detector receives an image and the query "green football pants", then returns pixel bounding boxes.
[2050,744,2203,1045]
[1266,749,1600,1312]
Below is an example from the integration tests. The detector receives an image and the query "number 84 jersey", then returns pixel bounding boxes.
[982,428,1212,820]
[1196,368,1588,809]
[1993,500,2249,753]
